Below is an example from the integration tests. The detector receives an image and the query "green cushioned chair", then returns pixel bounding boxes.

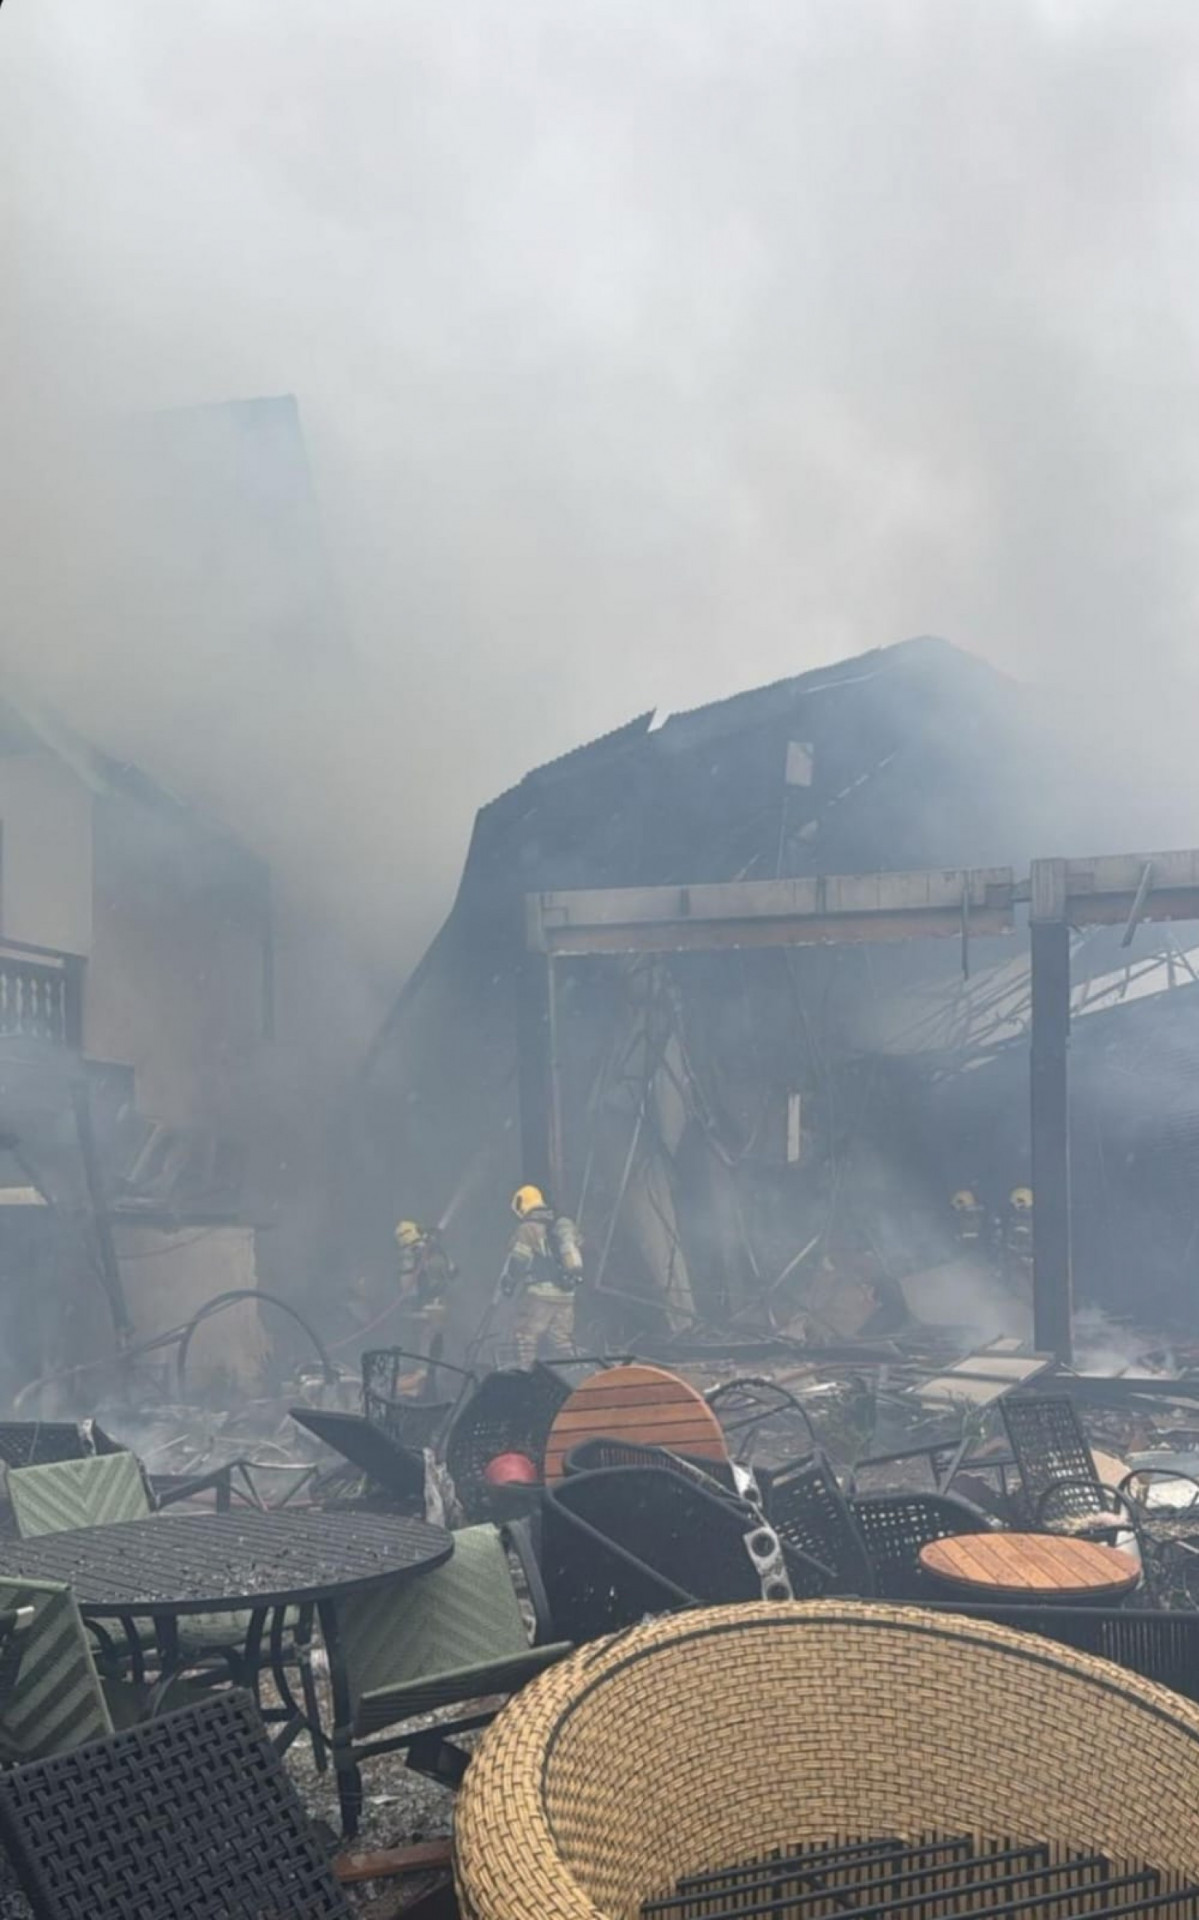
[332,1521,572,1836]
[0,1574,199,1764]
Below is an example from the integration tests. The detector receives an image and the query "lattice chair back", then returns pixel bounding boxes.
[758,1451,877,1596]
[563,1435,738,1493]
[851,1491,995,1600]
[7,1452,152,1539]
[0,1575,113,1764]
[0,1689,352,1920]
[1001,1395,1103,1523]
[445,1368,571,1521]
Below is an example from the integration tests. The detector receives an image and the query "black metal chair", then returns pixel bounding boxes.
[361,1347,459,1451]
[706,1376,819,1465]
[999,1394,1139,1533]
[757,1451,877,1596]
[562,1435,740,1493]
[850,1489,996,1599]
[445,1366,571,1522]
[0,1690,352,1920]
[541,1466,830,1643]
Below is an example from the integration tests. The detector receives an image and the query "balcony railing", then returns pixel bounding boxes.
[0,945,84,1047]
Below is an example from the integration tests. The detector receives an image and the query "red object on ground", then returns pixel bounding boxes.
[483,1450,538,1487]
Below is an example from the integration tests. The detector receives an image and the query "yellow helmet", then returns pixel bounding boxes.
[1009,1187,1034,1211]
[395,1219,422,1247]
[950,1189,978,1212]
[512,1184,547,1218]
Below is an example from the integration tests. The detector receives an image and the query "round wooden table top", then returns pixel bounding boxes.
[919,1531,1141,1602]
[542,1363,730,1484]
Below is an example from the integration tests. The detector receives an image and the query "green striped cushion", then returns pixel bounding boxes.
[0,1576,112,1761]
[8,1453,152,1537]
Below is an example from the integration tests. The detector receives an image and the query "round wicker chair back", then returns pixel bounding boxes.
[456,1600,1199,1920]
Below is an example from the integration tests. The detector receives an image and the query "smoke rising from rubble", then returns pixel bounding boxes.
[4,0,1199,982]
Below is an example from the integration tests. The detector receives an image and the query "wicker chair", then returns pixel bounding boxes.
[455,1601,1199,1920]
[541,1466,830,1643]
[445,1367,571,1522]
[0,1690,351,1920]
[332,1522,571,1836]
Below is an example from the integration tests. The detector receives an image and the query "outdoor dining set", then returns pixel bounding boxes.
[1,1356,1199,1916]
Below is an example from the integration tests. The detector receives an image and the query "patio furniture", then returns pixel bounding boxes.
[5,1451,313,1694]
[542,1363,730,1483]
[562,1435,739,1492]
[851,1489,997,1600]
[362,1347,459,1450]
[0,1689,352,1920]
[7,1445,257,1530]
[445,1366,571,1522]
[0,1506,451,1827]
[759,1450,877,1595]
[920,1531,1141,1604]
[8,1452,152,1538]
[0,1421,123,1470]
[455,1600,1199,1920]
[759,1455,994,1601]
[923,1600,1199,1705]
[1000,1393,1144,1532]
[287,1407,427,1513]
[333,1521,572,1831]
[706,1376,818,1466]
[0,1577,112,1763]
[541,1466,829,1643]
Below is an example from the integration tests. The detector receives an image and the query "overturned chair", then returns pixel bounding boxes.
[0,1689,351,1919]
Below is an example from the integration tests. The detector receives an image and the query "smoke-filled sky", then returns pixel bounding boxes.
[4,0,1199,976]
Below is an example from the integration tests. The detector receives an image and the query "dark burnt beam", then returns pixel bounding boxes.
[527,869,1017,957]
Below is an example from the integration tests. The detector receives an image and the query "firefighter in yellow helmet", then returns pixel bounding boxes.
[500,1184,583,1367]
[394,1219,456,1364]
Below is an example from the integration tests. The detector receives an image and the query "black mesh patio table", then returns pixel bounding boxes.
[0,1508,452,1823]
[0,1509,451,1615]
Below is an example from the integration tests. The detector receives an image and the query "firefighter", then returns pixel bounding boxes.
[500,1184,583,1367]
[394,1219,455,1364]
[1002,1186,1034,1297]
[949,1187,988,1253]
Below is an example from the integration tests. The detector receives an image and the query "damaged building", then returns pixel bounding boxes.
[340,635,1199,1360]
[0,690,288,1407]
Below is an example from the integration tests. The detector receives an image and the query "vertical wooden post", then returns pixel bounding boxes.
[1029,859,1072,1362]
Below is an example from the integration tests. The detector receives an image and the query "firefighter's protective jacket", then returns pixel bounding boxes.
[502,1208,583,1300]
[397,1232,456,1307]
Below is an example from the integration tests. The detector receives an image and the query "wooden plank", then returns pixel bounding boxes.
[335,1840,452,1884]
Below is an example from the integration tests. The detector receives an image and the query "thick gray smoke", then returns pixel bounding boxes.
[4,0,1199,979]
